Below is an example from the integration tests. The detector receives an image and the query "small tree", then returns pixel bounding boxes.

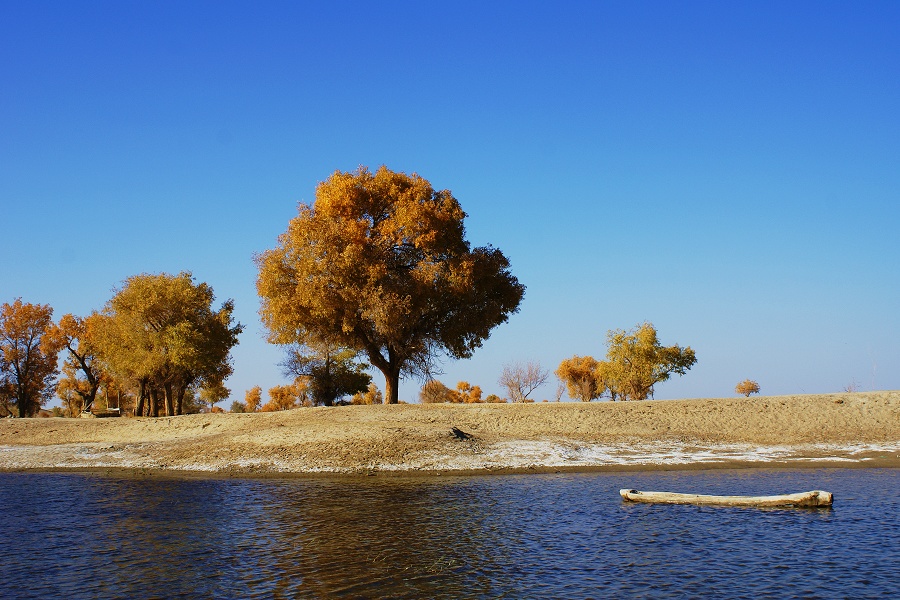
[735,379,760,397]
[0,299,62,417]
[282,343,370,406]
[230,400,247,413]
[44,313,105,413]
[419,380,456,403]
[498,361,549,403]
[262,380,308,411]
[244,386,262,412]
[456,381,482,403]
[556,355,605,402]
[601,322,696,401]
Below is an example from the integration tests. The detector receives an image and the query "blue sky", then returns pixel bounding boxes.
[2,1,898,404]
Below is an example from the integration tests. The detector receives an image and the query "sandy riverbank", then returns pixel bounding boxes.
[1,392,897,476]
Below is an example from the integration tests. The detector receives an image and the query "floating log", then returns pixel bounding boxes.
[619,488,833,508]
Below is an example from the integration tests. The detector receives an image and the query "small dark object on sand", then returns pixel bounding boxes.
[451,427,472,440]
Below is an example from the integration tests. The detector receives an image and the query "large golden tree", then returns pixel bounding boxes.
[256,166,525,404]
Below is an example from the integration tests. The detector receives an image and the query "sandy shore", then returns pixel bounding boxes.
[1,392,897,476]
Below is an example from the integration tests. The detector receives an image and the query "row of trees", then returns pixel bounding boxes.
[1,273,242,418]
[252,167,708,406]
[5,166,713,414]
[413,323,698,404]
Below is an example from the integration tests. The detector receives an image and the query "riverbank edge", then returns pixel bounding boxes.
[2,392,897,478]
[2,456,898,480]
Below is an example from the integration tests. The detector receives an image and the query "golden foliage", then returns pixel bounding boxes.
[556,322,697,402]
[456,381,483,403]
[245,386,262,412]
[45,313,106,414]
[419,380,455,403]
[262,380,309,411]
[351,382,383,405]
[0,299,61,417]
[735,379,761,397]
[91,273,243,417]
[600,322,696,401]
[555,356,604,402]
[256,166,524,404]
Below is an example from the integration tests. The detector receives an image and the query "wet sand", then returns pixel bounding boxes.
[1,392,897,476]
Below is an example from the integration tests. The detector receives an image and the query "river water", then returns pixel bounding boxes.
[0,468,896,598]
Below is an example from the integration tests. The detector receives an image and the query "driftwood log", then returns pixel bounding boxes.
[619,489,833,508]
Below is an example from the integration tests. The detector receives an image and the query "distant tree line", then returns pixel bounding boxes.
[3,166,727,415]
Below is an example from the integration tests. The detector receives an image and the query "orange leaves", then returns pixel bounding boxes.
[558,323,697,402]
[735,379,761,397]
[256,165,524,403]
[0,299,59,416]
[556,356,605,402]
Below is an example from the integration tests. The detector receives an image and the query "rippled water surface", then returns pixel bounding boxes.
[1,468,897,598]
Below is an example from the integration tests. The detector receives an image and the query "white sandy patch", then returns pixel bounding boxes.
[362,440,900,473]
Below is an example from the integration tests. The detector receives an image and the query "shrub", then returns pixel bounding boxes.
[735,379,761,397]
[419,380,456,403]
[351,383,383,405]
[455,381,483,403]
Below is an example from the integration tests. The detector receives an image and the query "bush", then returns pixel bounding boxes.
[735,379,761,397]
[419,380,456,403]
[351,383,383,405]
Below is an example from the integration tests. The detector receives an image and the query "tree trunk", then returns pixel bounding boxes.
[163,382,175,416]
[150,387,160,417]
[366,346,401,404]
[383,370,400,404]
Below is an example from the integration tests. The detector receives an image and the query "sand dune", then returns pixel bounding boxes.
[1,392,897,475]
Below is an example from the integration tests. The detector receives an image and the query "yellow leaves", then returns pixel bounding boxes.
[262,379,309,411]
[418,379,484,403]
[257,165,524,403]
[555,355,604,402]
[244,386,262,412]
[0,299,59,416]
[735,379,760,397]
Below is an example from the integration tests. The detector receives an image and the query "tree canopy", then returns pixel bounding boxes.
[735,379,761,397]
[282,343,371,406]
[92,272,243,416]
[557,322,696,401]
[602,322,696,400]
[256,166,525,403]
[45,313,105,414]
[556,355,604,402]
[0,299,61,417]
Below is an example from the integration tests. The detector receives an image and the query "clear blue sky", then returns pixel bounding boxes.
[2,1,898,404]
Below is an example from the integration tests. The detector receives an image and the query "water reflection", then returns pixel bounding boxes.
[0,469,896,598]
